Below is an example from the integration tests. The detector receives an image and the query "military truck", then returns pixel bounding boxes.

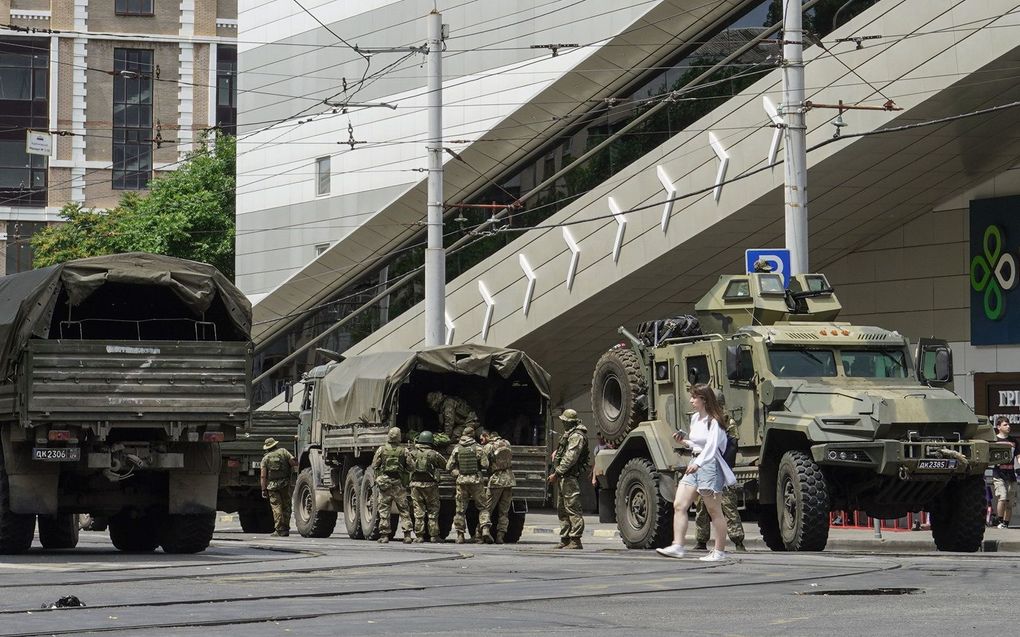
[292,345,551,542]
[0,253,252,554]
[218,410,299,533]
[592,272,1012,552]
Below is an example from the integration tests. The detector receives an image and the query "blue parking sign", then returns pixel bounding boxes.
[745,249,791,288]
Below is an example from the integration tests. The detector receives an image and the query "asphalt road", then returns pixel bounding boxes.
[1,517,1017,636]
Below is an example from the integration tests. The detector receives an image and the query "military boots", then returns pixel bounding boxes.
[378,536,389,544]
[556,538,570,549]
[565,538,583,550]
[495,532,505,544]
[456,531,466,544]
[403,535,413,544]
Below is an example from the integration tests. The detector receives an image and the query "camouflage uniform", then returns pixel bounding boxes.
[695,418,745,549]
[261,444,295,535]
[446,428,492,543]
[482,432,516,543]
[428,391,480,440]
[370,428,413,543]
[408,433,446,543]
[553,411,589,549]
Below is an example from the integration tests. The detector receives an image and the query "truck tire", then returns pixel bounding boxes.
[776,450,830,551]
[591,347,647,445]
[159,513,216,554]
[359,466,381,540]
[239,504,274,534]
[614,458,672,549]
[79,514,108,532]
[757,506,786,552]
[929,476,985,552]
[503,509,526,543]
[343,466,364,539]
[0,455,35,554]
[38,514,80,549]
[294,468,338,538]
[109,511,159,553]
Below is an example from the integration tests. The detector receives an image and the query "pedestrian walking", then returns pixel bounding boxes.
[260,437,297,537]
[549,409,589,549]
[408,430,446,543]
[370,427,414,544]
[481,429,516,543]
[991,417,1018,528]
[694,417,745,551]
[446,427,493,544]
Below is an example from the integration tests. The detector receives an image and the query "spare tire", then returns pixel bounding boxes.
[591,347,647,445]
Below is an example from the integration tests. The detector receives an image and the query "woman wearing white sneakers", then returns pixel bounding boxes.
[656,383,736,562]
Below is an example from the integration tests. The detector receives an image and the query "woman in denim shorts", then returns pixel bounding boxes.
[656,383,736,562]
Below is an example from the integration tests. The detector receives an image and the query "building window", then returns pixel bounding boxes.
[215,45,236,135]
[0,38,48,208]
[112,48,153,190]
[315,242,330,256]
[316,156,330,196]
[115,0,154,16]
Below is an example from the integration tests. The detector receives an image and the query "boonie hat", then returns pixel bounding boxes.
[263,437,279,450]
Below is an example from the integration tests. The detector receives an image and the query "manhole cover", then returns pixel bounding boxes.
[799,587,922,596]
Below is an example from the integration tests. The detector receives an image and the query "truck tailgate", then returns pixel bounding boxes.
[223,411,300,458]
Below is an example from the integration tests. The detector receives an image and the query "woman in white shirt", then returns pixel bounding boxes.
[656,383,736,562]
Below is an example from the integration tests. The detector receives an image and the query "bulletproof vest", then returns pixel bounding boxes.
[554,428,590,477]
[489,438,512,471]
[381,444,405,476]
[265,449,289,480]
[456,444,479,475]
[412,447,437,480]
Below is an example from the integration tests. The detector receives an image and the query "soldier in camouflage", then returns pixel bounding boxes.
[549,409,589,549]
[427,391,480,440]
[446,426,493,544]
[260,437,297,537]
[408,430,446,543]
[481,430,516,544]
[370,427,414,544]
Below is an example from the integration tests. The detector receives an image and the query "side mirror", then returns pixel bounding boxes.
[284,382,294,405]
[934,349,952,383]
[726,345,754,382]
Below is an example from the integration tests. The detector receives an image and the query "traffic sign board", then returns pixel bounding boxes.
[745,249,791,287]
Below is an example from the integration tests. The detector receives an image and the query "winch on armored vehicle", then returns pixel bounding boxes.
[592,271,1013,552]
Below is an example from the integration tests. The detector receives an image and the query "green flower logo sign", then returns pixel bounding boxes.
[971,224,1017,320]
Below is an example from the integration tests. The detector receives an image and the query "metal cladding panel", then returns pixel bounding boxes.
[23,340,252,420]
[223,411,299,457]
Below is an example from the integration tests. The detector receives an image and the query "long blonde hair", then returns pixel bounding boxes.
[691,383,726,428]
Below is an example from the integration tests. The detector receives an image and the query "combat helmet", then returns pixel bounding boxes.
[387,427,402,443]
[417,430,435,446]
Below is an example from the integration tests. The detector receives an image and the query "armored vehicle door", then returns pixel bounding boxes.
[724,341,759,444]
[299,378,317,451]
[676,343,718,429]
[916,338,954,390]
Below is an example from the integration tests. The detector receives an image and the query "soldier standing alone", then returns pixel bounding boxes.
[481,430,516,544]
[427,391,480,440]
[408,430,446,543]
[370,427,414,544]
[446,427,493,544]
[549,409,589,549]
[260,437,298,537]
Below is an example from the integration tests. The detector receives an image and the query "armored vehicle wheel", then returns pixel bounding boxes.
[38,514,80,549]
[614,458,672,549]
[757,506,786,552]
[239,503,274,534]
[776,450,830,551]
[343,466,365,539]
[160,512,216,554]
[929,476,985,552]
[359,466,381,540]
[294,468,338,538]
[438,499,454,540]
[503,509,526,543]
[0,452,35,554]
[79,513,108,532]
[109,511,159,553]
[591,347,647,445]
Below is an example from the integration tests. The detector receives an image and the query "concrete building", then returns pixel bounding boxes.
[0,0,237,274]
[238,0,1020,438]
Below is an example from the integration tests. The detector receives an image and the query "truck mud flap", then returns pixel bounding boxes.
[169,474,218,514]
[8,473,57,515]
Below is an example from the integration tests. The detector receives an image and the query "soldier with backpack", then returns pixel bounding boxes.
[548,409,590,549]
[370,427,414,544]
[446,427,493,544]
[481,430,516,544]
[408,430,446,543]
[260,437,298,537]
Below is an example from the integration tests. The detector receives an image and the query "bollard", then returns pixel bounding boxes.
[873,517,882,540]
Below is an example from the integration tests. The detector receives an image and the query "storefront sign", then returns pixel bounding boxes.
[974,373,1020,424]
[970,197,1020,345]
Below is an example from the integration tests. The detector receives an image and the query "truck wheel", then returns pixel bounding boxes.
[38,514,80,549]
[503,510,526,543]
[614,458,672,549]
[359,466,381,540]
[930,476,985,552]
[757,506,786,552]
[79,514,108,532]
[591,347,647,445]
[776,450,830,551]
[160,512,216,554]
[0,456,35,554]
[343,466,365,539]
[109,511,159,553]
[294,468,338,538]
[239,504,274,534]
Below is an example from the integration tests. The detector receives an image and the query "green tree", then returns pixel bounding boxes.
[32,135,236,277]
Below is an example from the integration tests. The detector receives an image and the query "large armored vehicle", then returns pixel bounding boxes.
[593,272,1012,552]
[218,410,299,533]
[293,345,551,541]
[0,253,252,554]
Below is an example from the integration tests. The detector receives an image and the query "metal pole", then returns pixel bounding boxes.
[424,9,445,346]
[782,0,809,274]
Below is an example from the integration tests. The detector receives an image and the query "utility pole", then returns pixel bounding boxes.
[782,0,809,275]
[424,10,446,346]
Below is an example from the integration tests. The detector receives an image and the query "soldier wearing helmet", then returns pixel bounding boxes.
[445,426,493,544]
[408,430,447,542]
[549,409,590,549]
[370,427,414,543]
[427,391,480,440]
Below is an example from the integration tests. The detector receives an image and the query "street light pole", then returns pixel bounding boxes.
[783,0,809,275]
[424,10,446,346]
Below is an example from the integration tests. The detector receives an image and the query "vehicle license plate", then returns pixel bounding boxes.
[916,459,956,470]
[32,447,81,462]
[251,459,261,469]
